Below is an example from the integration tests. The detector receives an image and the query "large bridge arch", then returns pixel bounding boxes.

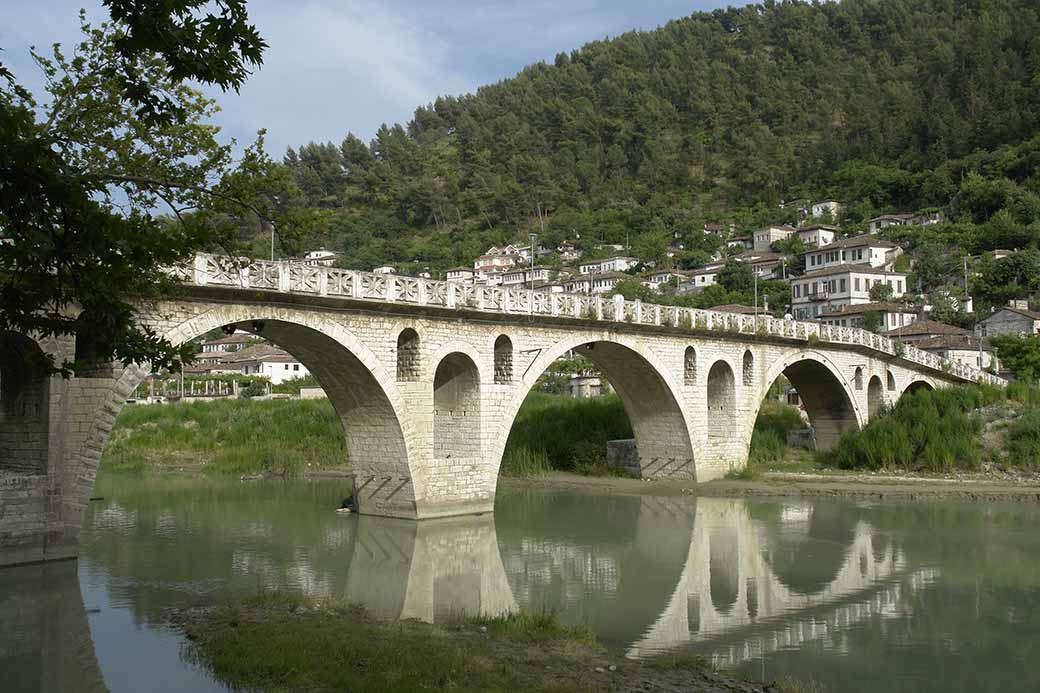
[488,332,695,484]
[77,304,420,520]
[749,350,864,453]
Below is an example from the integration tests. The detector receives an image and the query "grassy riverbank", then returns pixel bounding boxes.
[819,383,1040,473]
[101,398,345,476]
[174,592,787,692]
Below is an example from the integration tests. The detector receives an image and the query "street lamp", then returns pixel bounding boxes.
[528,232,538,290]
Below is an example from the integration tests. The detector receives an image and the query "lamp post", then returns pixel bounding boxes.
[528,232,538,290]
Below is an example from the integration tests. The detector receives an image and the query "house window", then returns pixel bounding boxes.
[840,278,847,293]
[855,278,861,291]
[294,365,299,371]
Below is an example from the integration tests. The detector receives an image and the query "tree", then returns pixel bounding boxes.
[869,282,895,302]
[862,311,884,333]
[718,261,754,293]
[990,335,1040,383]
[0,6,307,375]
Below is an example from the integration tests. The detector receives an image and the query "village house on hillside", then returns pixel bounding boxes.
[979,302,1040,337]
[300,249,338,266]
[804,235,902,272]
[884,321,995,369]
[578,256,637,275]
[796,224,838,247]
[200,333,255,353]
[818,302,917,331]
[752,224,798,252]
[790,266,908,320]
[811,199,844,219]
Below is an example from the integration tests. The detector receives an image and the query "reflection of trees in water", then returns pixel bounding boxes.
[0,561,106,692]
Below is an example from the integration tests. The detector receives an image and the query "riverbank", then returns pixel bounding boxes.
[170,592,789,692]
[503,471,1040,503]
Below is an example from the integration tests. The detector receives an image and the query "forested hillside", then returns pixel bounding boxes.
[279,0,1040,279]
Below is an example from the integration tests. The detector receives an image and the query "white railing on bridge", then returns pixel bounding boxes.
[175,254,1005,387]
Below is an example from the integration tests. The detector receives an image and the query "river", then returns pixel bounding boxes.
[3,474,1040,692]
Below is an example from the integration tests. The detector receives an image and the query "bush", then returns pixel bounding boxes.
[822,384,992,472]
[503,393,632,474]
[1005,407,1040,468]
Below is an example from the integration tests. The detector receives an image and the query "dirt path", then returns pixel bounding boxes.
[502,471,1040,503]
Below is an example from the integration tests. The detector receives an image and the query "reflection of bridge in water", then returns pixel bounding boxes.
[1,490,943,689]
[626,497,935,663]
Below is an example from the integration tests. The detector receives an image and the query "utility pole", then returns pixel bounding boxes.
[270,222,276,261]
[754,270,759,318]
[528,231,538,290]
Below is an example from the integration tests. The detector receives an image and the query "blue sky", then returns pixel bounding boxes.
[1,1,729,156]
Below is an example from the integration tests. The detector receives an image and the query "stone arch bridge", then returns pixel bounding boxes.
[0,254,1003,565]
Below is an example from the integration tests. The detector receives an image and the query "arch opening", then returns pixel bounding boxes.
[886,370,896,391]
[0,331,51,474]
[102,316,414,517]
[707,360,736,448]
[396,328,420,382]
[495,341,694,481]
[683,346,697,386]
[867,375,884,420]
[494,335,513,384]
[853,366,864,391]
[434,352,482,461]
[752,356,860,456]
[742,350,754,387]
[904,380,934,397]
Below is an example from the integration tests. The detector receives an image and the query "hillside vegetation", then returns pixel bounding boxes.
[277,0,1040,290]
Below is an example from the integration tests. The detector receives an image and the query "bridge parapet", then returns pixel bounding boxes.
[180,254,1003,388]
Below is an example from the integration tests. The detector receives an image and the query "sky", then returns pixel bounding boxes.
[1,1,728,157]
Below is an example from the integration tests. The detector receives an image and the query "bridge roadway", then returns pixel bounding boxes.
[0,253,1004,565]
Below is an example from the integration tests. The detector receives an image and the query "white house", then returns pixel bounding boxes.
[914,335,996,371]
[818,302,918,331]
[578,256,637,275]
[811,200,844,219]
[803,235,901,272]
[795,224,838,247]
[301,249,338,266]
[501,266,552,286]
[446,267,475,283]
[200,333,255,353]
[753,225,798,252]
[372,266,396,274]
[866,213,914,235]
[644,270,686,293]
[474,245,523,275]
[732,251,786,279]
[223,344,311,385]
[791,266,908,320]
[726,236,753,251]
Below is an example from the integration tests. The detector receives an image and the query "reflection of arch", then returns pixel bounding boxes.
[0,332,50,474]
[886,370,896,391]
[903,380,935,397]
[396,328,420,381]
[95,306,418,517]
[493,335,513,384]
[741,350,754,387]
[706,361,736,448]
[753,351,862,451]
[867,375,884,420]
[684,346,697,386]
[709,527,739,614]
[434,352,481,461]
[488,335,694,481]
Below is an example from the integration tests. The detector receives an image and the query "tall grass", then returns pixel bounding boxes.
[102,398,345,476]
[822,384,1007,472]
[503,392,632,476]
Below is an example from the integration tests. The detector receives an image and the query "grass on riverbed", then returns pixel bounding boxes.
[102,398,344,476]
[177,592,784,692]
[501,392,634,477]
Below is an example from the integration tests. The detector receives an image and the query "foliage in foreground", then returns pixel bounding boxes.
[178,592,782,692]
[820,384,1037,472]
[101,398,343,476]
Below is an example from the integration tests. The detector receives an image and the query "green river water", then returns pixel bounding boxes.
[3,474,1040,692]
